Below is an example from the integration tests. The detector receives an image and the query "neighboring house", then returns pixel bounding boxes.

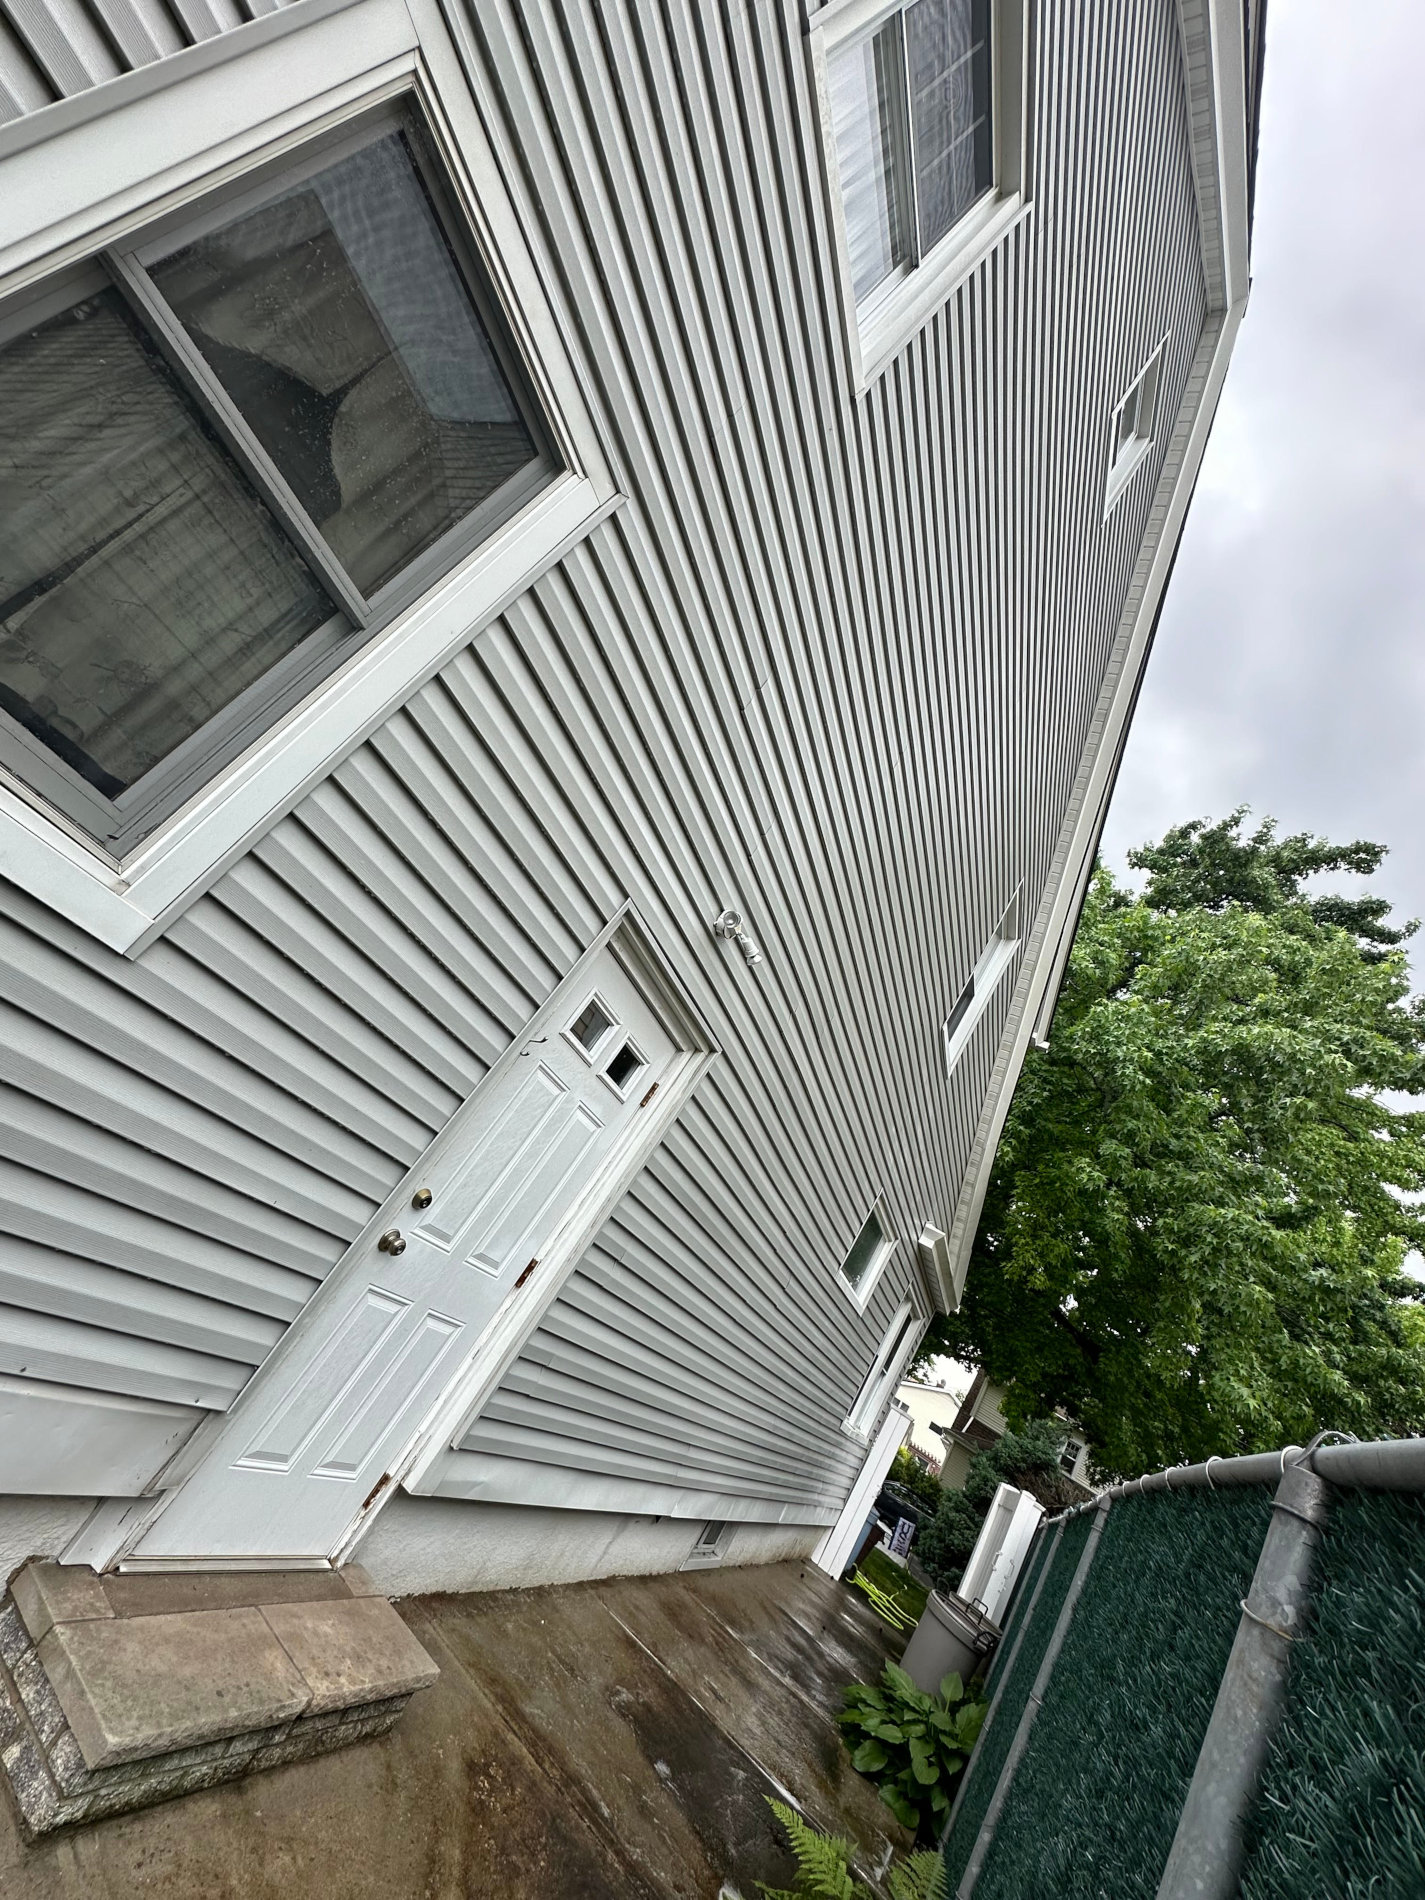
[896,1373,974,1469]
[0,0,1259,1595]
[936,1371,1094,1496]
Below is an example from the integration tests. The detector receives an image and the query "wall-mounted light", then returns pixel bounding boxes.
[713,908,763,967]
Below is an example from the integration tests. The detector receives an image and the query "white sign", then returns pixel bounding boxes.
[890,1516,916,1558]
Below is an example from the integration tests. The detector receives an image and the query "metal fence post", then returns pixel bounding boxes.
[1155,1454,1330,1900]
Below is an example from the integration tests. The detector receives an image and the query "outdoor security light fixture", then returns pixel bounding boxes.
[713,909,763,967]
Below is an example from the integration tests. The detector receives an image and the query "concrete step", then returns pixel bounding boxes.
[0,1560,438,1833]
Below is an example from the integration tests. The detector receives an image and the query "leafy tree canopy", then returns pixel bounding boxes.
[1129,807,1416,958]
[925,815,1425,1478]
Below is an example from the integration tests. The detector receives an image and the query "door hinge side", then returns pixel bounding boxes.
[639,1081,660,1108]
[361,1471,393,1514]
[515,1258,539,1288]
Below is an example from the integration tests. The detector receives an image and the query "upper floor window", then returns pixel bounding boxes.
[838,1198,897,1309]
[945,888,1021,1075]
[812,0,1029,387]
[845,1295,925,1438]
[1105,345,1165,512]
[827,0,993,305]
[0,103,557,856]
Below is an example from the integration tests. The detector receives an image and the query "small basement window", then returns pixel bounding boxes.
[682,1520,734,1570]
[0,101,557,856]
[1105,347,1164,512]
[838,1200,897,1309]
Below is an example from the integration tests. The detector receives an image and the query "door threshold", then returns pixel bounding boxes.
[116,1555,336,1573]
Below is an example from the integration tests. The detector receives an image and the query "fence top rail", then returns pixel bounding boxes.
[1049,1433,1425,1520]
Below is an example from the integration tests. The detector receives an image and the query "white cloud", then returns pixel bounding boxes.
[1103,0,1425,975]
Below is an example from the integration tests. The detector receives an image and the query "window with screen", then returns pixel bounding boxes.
[826,0,994,310]
[0,102,557,856]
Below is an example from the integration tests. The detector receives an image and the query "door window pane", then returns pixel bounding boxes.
[570,1000,613,1053]
[0,287,332,797]
[604,1042,643,1092]
[827,22,912,301]
[151,127,541,598]
[904,0,994,254]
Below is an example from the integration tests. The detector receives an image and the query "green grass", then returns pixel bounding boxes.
[859,1548,930,1624]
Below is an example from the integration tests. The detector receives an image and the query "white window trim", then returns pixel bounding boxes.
[945,888,1022,1074]
[0,0,620,958]
[807,0,1032,391]
[842,1291,928,1441]
[1104,338,1168,515]
[836,1194,899,1312]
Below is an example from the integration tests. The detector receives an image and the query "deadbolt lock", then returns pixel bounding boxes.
[411,1188,433,1210]
[377,1229,406,1255]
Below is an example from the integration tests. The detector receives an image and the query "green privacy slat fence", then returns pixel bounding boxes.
[940,1513,1093,1894]
[939,1466,1425,1898]
[1238,1489,1425,1898]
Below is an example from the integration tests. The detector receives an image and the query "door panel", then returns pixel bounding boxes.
[130,943,681,1562]
[235,1288,409,1472]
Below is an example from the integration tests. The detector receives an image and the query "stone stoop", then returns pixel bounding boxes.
[0,1561,438,1836]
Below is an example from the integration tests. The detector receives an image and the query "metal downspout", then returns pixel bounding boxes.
[1154,1453,1330,1900]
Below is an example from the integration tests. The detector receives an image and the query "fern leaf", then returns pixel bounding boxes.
[764,1799,862,1900]
[886,1850,950,1900]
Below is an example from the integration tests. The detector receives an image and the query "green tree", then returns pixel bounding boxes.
[925,815,1425,1478]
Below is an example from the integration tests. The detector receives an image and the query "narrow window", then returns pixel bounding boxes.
[839,1202,895,1304]
[1106,349,1164,510]
[846,1298,924,1437]
[0,103,557,854]
[945,888,1021,1075]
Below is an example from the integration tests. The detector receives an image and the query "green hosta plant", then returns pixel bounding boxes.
[756,1798,948,1899]
[838,1662,986,1837]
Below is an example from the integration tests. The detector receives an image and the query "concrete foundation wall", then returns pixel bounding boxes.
[353,1493,820,1598]
[0,1497,95,1587]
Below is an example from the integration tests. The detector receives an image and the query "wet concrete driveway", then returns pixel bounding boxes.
[0,1559,911,1899]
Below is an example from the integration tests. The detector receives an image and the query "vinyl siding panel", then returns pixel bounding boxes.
[0,0,291,120]
[0,0,1209,1524]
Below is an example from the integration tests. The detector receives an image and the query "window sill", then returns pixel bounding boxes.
[1104,435,1153,515]
[0,473,621,956]
[852,193,1030,391]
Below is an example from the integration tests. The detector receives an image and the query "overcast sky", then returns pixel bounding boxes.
[1101,0,1425,988]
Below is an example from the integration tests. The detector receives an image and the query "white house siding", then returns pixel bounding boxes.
[0,0,310,123]
[0,0,1210,1533]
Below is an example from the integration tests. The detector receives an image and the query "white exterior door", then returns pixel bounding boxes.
[131,946,679,1563]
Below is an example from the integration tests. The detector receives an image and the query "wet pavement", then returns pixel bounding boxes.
[0,1558,911,1899]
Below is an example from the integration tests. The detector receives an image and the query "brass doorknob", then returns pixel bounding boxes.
[378,1229,406,1255]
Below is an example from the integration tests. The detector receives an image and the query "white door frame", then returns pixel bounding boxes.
[93,903,716,1571]
[811,1403,912,1581]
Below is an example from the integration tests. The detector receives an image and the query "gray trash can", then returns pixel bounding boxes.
[900,1590,1001,1694]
